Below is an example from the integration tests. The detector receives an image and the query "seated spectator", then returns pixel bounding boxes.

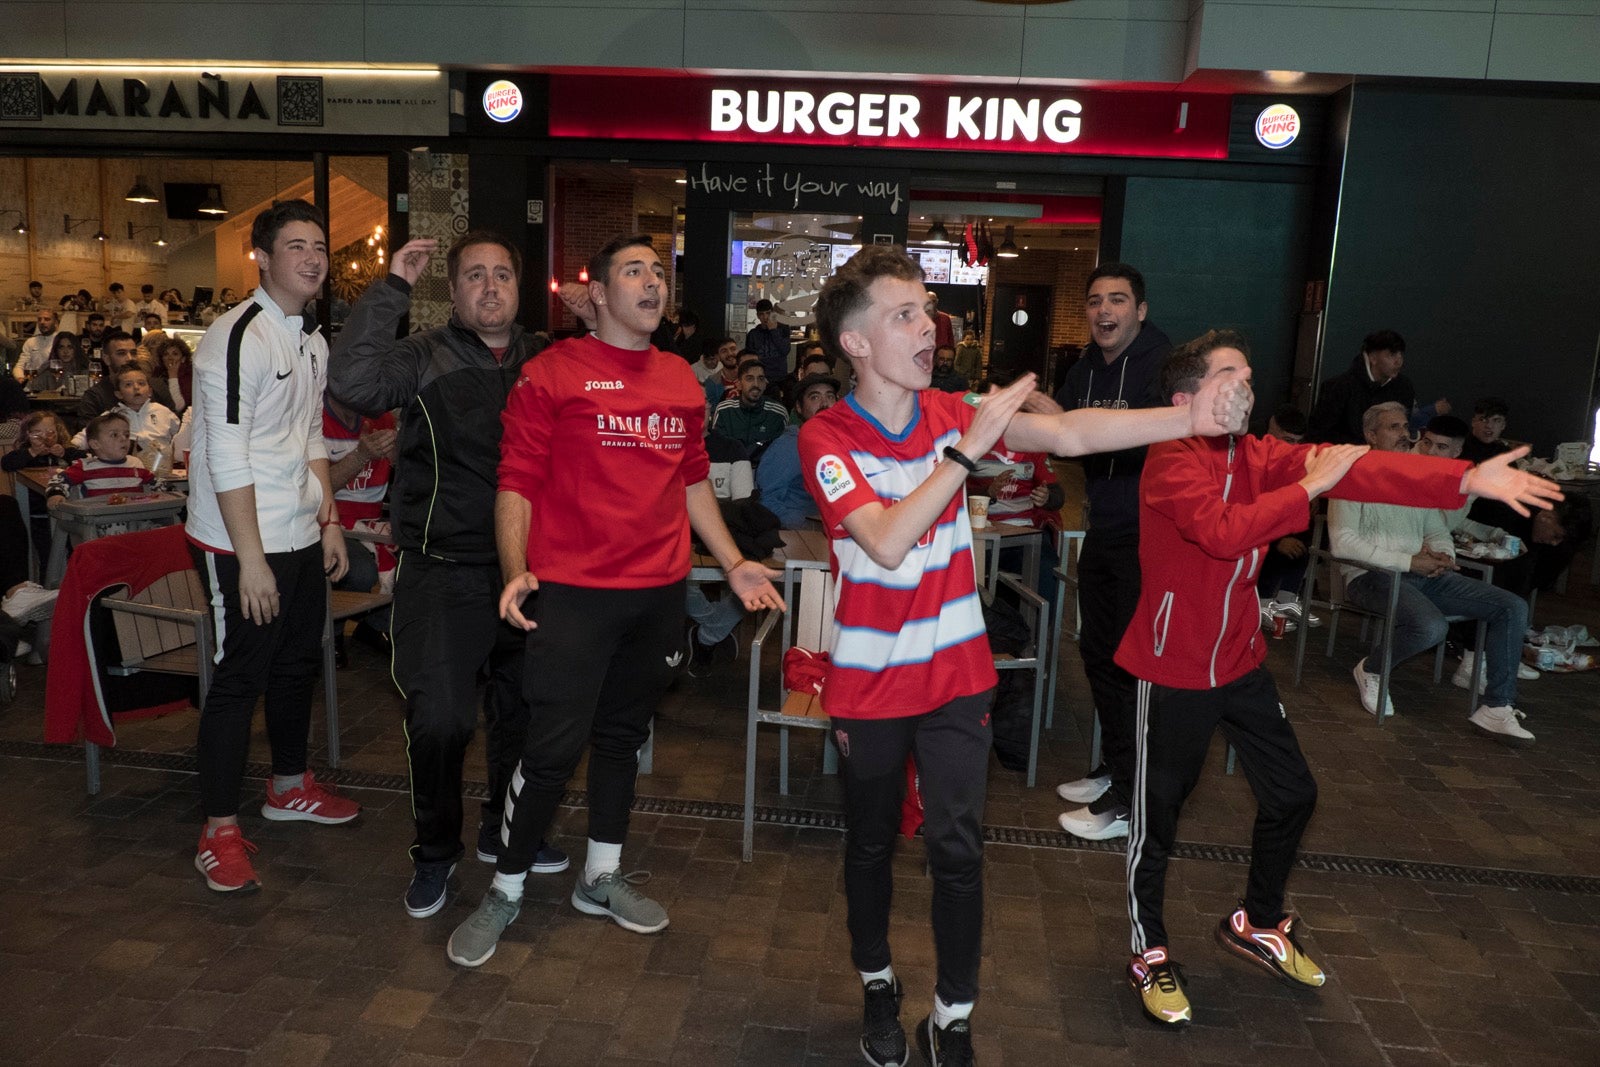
[72,364,180,465]
[686,429,755,673]
[23,331,88,393]
[757,372,839,528]
[80,313,107,358]
[669,308,701,362]
[1460,396,1512,464]
[929,344,968,393]
[3,411,84,570]
[134,312,167,359]
[786,352,834,423]
[159,288,187,320]
[324,392,398,656]
[0,494,57,632]
[1330,401,1533,742]
[1255,405,1320,630]
[702,343,749,408]
[711,358,787,461]
[693,336,733,385]
[46,411,154,507]
[75,332,173,420]
[152,335,194,414]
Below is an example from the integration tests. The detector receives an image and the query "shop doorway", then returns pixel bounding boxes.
[988,283,1053,381]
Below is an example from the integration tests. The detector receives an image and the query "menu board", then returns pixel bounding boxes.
[907,246,951,284]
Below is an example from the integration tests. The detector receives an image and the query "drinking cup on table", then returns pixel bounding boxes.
[969,495,990,529]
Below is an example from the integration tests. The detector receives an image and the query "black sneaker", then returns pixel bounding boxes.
[915,1015,974,1066]
[860,978,906,1067]
[685,624,738,677]
[404,859,455,919]
[476,821,570,874]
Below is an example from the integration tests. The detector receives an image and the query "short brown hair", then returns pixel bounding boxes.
[86,411,130,440]
[587,234,654,288]
[112,363,149,388]
[447,229,522,284]
[816,245,922,363]
[1161,329,1250,402]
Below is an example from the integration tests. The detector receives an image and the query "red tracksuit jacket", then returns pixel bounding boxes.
[1114,434,1471,690]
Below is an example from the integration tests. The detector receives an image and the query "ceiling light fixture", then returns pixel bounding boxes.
[925,219,951,245]
[996,225,1020,259]
[124,176,159,204]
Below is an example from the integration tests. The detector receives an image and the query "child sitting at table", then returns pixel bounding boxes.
[47,411,154,508]
[72,364,181,469]
[3,410,86,572]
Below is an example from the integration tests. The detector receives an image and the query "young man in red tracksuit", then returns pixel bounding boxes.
[1115,330,1562,1027]
[445,235,784,969]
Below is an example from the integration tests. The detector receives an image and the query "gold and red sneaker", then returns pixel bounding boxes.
[1216,906,1326,987]
[1127,946,1191,1026]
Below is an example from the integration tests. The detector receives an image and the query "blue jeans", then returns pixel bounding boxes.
[1346,569,1528,708]
[686,584,742,643]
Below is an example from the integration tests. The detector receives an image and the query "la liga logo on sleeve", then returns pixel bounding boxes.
[815,455,856,501]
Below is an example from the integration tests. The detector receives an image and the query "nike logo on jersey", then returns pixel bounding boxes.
[275,369,293,380]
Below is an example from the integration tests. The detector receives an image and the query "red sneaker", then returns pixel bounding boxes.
[195,825,261,893]
[260,770,360,825]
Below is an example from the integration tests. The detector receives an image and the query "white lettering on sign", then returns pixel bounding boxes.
[712,89,923,139]
[947,96,1081,143]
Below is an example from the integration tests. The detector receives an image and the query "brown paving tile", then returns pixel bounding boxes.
[360,986,435,1029]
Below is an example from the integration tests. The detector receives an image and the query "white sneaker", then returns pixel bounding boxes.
[1469,704,1534,744]
[1452,652,1486,694]
[1517,661,1539,681]
[1,581,57,624]
[1273,598,1322,628]
[1056,772,1112,805]
[1058,805,1129,841]
[13,639,31,658]
[1352,658,1396,719]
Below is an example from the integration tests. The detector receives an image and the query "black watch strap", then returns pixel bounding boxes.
[943,445,977,472]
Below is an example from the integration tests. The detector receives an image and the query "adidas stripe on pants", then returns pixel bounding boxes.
[1126,666,1318,954]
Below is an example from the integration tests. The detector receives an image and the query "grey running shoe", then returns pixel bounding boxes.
[571,869,669,934]
[446,886,520,967]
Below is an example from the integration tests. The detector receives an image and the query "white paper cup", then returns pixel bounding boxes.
[969,495,990,528]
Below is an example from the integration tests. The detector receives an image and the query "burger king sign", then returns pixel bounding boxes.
[483,79,523,124]
[1254,104,1300,149]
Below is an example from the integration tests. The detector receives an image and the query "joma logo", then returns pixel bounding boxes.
[585,380,624,391]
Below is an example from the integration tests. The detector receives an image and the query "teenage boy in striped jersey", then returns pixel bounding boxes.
[797,246,1253,1067]
[1115,330,1560,1027]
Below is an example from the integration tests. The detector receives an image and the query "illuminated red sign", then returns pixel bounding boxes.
[550,75,1232,160]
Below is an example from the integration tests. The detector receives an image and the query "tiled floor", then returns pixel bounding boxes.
[1,564,1598,1065]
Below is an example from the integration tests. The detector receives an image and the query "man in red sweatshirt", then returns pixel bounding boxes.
[1116,329,1560,1028]
[445,234,784,969]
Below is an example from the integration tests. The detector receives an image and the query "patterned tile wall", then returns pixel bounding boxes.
[405,152,469,331]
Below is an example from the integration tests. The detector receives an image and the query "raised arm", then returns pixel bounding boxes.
[327,238,438,414]
[1005,366,1252,456]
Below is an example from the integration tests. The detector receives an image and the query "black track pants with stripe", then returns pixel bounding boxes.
[1126,667,1318,954]
[497,581,684,874]
[390,552,529,865]
[191,542,325,819]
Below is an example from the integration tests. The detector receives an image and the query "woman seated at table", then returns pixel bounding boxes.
[152,336,194,413]
[24,332,87,393]
[158,288,187,322]
[2,410,83,571]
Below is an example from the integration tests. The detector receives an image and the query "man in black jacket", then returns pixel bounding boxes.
[1048,263,1171,841]
[1307,329,1435,445]
[329,230,567,921]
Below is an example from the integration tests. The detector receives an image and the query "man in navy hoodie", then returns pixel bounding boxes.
[1049,263,1172,841]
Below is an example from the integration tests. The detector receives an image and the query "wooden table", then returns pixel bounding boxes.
[970,520,1044,594]
[691,527,831,608]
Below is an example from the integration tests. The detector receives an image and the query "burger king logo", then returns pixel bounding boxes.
[483,79,523,124]
[1254,104,1300,149]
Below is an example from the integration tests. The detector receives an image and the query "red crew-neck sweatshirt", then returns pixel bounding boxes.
[498,334,710,588]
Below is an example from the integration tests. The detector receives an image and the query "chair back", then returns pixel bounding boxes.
[110,568,207,667]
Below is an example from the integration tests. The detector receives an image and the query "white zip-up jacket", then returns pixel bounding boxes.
[72,399,180,458]
[185,288,327,554]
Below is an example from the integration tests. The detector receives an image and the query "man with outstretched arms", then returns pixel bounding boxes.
[796,246,1252,1067]
[1114,330,1560,1029]
[185,200,356,894]
[445,235,783,969]
[328,230,568,921]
